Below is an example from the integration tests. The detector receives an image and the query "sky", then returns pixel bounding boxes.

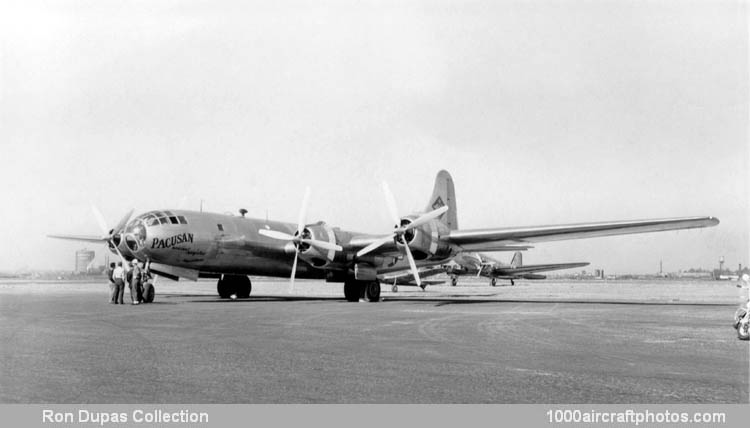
[0,0,747,274]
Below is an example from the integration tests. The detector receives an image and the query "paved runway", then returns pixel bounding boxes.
[0,278,747,403]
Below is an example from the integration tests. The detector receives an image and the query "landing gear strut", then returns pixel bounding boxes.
[217,275,252,299]
[343,279,381,302]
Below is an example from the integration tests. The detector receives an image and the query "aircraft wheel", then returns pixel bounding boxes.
[217,278,233,299]
[738,321,750,340]
[490,278,497,287]
[143,284,155,303]
[235,276,252,299]
[451,276,458,287]
[343,280,360,302]
[391,284,398,292]
[363,281,380,302]
[511,279,515,286]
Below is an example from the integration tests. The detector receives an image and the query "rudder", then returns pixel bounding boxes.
[425,170,458,230]
[510,252,523,268]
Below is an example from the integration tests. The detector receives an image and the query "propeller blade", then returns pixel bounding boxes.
[91,205,109,236]
[289,251,299,293]
[300,239,343,252]
[259,229,296,241]
[382,181,401,226]
[110,239,128,265]
[403,243,421,287]
[112,209,134,234]
[297,187,311,234]
[356,235,394,258]
[47,234,108,243]
[404,206,449,230]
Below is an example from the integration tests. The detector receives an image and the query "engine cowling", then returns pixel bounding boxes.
[396,217,454,261]
[296,222,339,268]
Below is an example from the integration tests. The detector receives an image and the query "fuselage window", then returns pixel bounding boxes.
[146,216,160,227]
[158,217,169,225]
[169,216,179,224]
[177,216,188,224]
[217,224,224,231]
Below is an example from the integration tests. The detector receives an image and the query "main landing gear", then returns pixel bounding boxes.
[217,275,252,299]
[343,279,381,302]
[490,278,497,287]
[451,275,458,287]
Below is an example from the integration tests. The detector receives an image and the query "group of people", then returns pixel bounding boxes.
[106,260,151,305]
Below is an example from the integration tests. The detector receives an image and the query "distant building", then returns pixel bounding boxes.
[75,249,96,273]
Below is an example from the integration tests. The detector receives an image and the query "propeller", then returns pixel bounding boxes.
[91,205,134,265]
[356,181,449,289]
[258,187,342,292]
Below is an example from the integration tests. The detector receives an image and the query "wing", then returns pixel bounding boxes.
[47,234,106,243]
[447,216,718,249]
[490,262,589,276]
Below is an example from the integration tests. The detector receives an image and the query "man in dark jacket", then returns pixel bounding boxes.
[129,260,143,305]
[107,262,116,303]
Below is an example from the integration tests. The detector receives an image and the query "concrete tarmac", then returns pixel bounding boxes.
[0,278,747,403]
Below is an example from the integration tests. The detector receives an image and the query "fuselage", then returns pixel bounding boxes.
[118,209,456,280]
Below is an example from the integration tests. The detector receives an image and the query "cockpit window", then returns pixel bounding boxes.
[139,211,189,227]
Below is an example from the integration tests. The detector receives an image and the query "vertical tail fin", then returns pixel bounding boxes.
[510,252,523,268]
[425,170,458,230]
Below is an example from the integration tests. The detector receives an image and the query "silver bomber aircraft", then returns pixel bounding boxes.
[49,170,719,303]
[445,251,589,287]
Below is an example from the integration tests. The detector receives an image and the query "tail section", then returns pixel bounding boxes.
[510,251,523,268]
[425,170,458,230]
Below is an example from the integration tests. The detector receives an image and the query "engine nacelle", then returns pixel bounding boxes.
[398,217,454,261]
[297,222,339,268]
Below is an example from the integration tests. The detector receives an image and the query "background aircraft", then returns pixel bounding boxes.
[445,251,589,287]
[49,170,718,303]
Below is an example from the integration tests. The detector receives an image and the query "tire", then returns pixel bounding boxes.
[738,321,750,341]
[344,281,360,302]
[490,278,497,287]
[235,276,252,299]
[451,276,458,287]
[217,279,233,298]
[363,281,380,302]
[143,284,155,303]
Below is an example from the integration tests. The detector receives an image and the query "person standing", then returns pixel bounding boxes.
[106,262,116,303]
[113,262,125,304]
[130,260,142,305]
